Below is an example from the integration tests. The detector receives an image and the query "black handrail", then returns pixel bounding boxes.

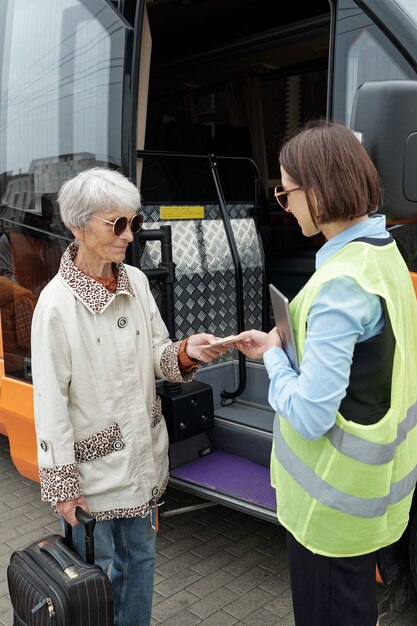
[136,225,177,340]
[206,153,246,401]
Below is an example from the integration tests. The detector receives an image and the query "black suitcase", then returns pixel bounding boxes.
[7,507,114,626]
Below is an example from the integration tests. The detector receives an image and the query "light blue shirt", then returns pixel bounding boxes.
[263,214,390,440]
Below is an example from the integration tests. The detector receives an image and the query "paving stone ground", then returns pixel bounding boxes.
[1,435,417,625]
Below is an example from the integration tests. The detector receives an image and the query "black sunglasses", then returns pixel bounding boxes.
[274,185,303,211]
[93,213,144,236]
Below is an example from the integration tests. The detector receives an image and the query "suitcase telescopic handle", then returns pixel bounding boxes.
[64,506,96,564]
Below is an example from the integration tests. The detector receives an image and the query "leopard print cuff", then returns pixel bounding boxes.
[160,341,195,383]
[39,463,82,503]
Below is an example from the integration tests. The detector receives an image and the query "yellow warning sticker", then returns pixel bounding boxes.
[160,205,205,220]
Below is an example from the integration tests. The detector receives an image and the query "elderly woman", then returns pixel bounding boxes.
[31,167,226,626]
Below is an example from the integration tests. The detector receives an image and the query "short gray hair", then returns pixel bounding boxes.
[58,167,141,229]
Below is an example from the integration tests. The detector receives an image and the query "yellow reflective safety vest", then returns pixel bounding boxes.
[270,236,417,557]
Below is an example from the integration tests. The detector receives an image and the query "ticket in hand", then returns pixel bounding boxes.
[200,335,237,348]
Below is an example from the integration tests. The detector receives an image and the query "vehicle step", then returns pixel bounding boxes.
[170,449,276,511]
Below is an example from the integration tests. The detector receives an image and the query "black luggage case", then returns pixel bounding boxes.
[7,507,114,626]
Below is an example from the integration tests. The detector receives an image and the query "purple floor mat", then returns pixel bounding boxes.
[170,450,276,510]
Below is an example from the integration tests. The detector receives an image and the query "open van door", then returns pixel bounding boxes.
[351,78,417,603]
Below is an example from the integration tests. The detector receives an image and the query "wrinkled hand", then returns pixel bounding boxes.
[56,496,90,527]
[186,333,230,363]
[231,328,282,360]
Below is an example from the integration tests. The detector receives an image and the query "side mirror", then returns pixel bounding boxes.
[350,80,417,219]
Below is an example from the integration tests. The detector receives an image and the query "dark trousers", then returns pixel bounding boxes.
[287,532,378,626]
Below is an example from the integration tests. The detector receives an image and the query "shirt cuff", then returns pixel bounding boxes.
[263,345,292,374]
[178,338,200,373]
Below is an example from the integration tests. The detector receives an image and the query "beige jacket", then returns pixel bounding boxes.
[31,243,191,516]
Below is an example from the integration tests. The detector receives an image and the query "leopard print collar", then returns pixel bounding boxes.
[59,242,136,313]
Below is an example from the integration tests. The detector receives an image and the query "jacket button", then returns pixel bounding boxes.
[152,486,159,497]
[113,440,124,451]
[40,440,48,452]
[117,317,128,328]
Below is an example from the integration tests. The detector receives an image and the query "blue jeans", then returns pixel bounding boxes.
[67,512,157,626]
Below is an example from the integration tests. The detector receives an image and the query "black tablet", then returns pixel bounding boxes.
[269,284,300,373]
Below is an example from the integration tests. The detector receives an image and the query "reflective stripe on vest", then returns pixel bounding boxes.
[273,415,417,518]
[324,402,417,465]
[274,414,417,518]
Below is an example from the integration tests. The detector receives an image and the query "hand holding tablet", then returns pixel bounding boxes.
[269,284,300,372]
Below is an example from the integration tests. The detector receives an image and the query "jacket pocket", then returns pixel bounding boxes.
[151,395,163,427]
[74,422,125,463]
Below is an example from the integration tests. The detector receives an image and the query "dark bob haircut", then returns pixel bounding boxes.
[279,119,383,225]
